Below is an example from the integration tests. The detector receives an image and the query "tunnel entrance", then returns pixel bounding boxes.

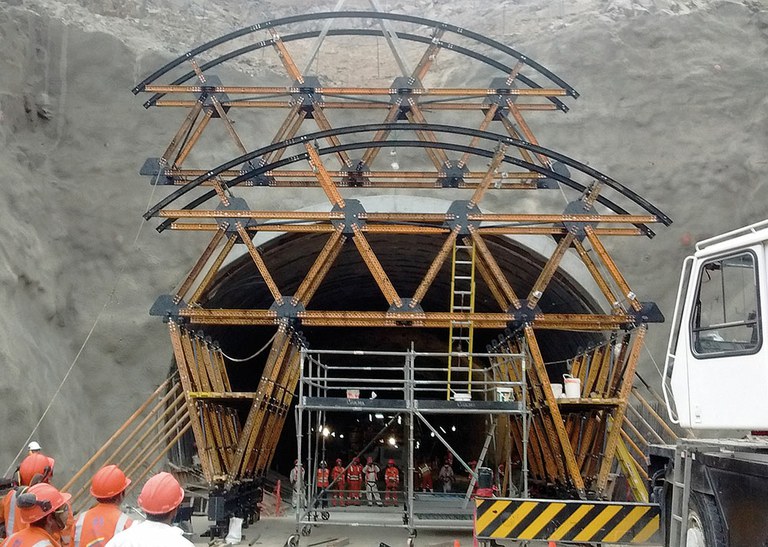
[197,228,606,477]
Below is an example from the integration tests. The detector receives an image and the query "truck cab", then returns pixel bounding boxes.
[665,220,767,429]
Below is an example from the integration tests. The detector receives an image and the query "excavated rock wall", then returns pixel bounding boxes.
[0,0,766,478]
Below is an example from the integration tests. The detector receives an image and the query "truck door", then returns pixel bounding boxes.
[685,248,764,429]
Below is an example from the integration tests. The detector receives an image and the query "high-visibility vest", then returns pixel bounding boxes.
[316,468,330,488]
[73,502,132,547]
[2,489,23,537]
[385,467,399,486]
[331,466,346,485]
[346,465,362,482]
[2,523,59,547]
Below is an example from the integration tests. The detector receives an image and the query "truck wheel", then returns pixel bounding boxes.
[686,492,727,547]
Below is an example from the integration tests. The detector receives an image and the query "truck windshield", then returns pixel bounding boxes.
[691,251,761,357]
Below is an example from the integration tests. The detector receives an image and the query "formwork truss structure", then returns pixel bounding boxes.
[132,10,673,503]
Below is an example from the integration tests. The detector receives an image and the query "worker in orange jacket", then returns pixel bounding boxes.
[330,459,346,507]
[3,482,71,547]
[345,457,363,506]
[384,459,400,506]
[1,454,74,546]
[315,461,329,509]
[73,465,133,547]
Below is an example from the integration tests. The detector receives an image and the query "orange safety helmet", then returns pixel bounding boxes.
[19,453,55,486]
[137,472,184,515]
[17,483,71,524]
[90,464,131,499]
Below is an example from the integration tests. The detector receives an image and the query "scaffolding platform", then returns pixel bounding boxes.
[293,347,529,538]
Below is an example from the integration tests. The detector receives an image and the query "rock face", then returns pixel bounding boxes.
[0,0,766,479]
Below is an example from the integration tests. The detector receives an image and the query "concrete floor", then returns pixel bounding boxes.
[190,513,476,547]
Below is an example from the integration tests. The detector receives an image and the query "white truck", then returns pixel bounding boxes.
[651,219,768,546]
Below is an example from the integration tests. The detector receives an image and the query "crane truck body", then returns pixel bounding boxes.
[651,219,768,546]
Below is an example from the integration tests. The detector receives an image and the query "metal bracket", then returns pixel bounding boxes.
[562,199,598,241]
[445,200,481,236]
[270,299,308,344]
[331,199,366,235]
[341,159,370,187]
[387,299,425,314]
[199,75,231,111]
[291,76,324,116]
[506,301,541,331]
[217,197,255,235]
[139,157,174,185]
[627,302,665,325]
[437,160,469,188]
[389,76,421,119]
[483,76,519,114]
[150,294,187,323]
[538,161,568,189]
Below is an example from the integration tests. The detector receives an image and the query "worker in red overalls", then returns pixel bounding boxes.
[418,460,433,492]
[315,461,330,509]
[345,457,363,506]
[331,459,346,507]
[384,459,400,506]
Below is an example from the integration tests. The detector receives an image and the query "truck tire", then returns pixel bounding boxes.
[686,492,727,547]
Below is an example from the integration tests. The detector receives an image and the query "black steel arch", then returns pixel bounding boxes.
[132,11,578,98]
[140,28,570,112]
[144,123,671,234]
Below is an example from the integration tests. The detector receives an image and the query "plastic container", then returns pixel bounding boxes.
[454,392,472,402]
[496,387,513,402]
[551,383,563,398]
[563,374,581,398]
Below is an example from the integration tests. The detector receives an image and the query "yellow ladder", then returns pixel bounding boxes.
[447,239,476,399]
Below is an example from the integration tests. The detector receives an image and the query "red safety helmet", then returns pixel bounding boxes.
[388,459,395,465]
[336,458,342,464]
[19,454,55,486]
[366,456,373,464]
[17,483,71,524]
[137,472,184,515]
[90,464,131,499]
[353,457,359,463]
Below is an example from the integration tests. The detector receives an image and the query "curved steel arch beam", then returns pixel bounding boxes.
[154,139,656,237]
[144,123,671,229]
[142,28,569,112]
[132,11,577,98]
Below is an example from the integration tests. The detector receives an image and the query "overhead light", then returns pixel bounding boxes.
[339,434,345,439]
[375,413,384,419]
[430,432,435,438]
[322,426,330,438]
[390,148,399,170]
[397,416,402,425]
[439,426,447,434]
[388,436,396,446]
[451,426,456,432]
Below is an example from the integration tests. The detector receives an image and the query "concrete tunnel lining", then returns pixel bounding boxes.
[185,196,610,470]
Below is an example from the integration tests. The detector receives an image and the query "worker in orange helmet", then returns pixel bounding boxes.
[384,459,400,506]
[72,465,133,547]
[315,461,329,509]
[330,459,346,507]
[1,453,74,546]
[345,457,362,506]
[105,472,192,547]
[3,482,71,547]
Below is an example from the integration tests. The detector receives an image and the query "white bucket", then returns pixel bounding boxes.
[454,392,472,402]
[550,383,563,398]
[563,374,581,398]
[496,387,513,402]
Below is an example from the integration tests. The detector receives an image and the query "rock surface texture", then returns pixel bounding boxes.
[0,0,766,478]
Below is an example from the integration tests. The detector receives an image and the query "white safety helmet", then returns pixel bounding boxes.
[28,441,41,452]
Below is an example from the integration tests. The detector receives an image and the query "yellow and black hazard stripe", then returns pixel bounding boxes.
[475,498,661,544]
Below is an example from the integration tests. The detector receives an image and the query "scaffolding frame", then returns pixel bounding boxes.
[293,347,528,537]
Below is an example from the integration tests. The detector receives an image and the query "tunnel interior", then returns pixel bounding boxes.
[187,230,606,475]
